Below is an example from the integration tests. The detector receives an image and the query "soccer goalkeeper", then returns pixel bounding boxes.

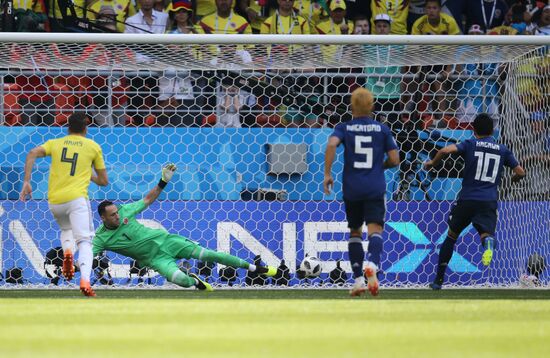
[93,163,277,291]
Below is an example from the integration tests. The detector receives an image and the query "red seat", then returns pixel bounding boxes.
[3,84,22,125]
[50,84,77,126]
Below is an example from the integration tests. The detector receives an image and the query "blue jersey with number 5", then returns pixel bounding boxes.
[456,137,519,201]
[331,117,398,201]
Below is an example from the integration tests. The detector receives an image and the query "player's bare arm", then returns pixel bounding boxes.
[324,136,341,195]
[383,149,400,169]
[424,144,458,170]
[143,163,177,207]
[91,168,109,186]
[20,146,47,201]
[511,165,526,183]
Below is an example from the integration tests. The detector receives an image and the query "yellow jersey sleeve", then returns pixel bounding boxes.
[444,14,461,35]
[44,135,106,204]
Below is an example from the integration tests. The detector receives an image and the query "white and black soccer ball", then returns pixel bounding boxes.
[519,274,539,288]
[299,256,322,278]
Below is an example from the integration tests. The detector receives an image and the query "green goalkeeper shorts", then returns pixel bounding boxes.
[149,235,202,280]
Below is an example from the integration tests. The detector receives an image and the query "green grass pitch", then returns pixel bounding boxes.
[1,289,549,357]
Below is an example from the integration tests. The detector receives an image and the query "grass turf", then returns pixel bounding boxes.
[1,290,549,357]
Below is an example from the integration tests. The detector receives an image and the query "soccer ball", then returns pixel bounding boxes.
[299,256,322,278]
[519,274,539,288]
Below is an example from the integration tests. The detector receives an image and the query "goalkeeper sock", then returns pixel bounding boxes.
[170,270,196,288]
[77,240,93,282]
[193,248,249,269]
[435,236,456,285]
[367,233,383,269]
[348,236,364,278]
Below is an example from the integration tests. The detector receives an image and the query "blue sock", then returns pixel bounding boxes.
[435,236,456,285]
[367,233,383,268]
[348,236,364,278]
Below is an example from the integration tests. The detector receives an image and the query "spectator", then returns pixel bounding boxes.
[94,5,119,32]
[199,0,251,34]
[47,0,85,32]
[455,25,499,128]
[315,0,353,35]
[410,0,460,123]
[353,14,370,34]
[466,0,509,33]
[216,77,243,128]
[329,260,347,285]
[125,0,169,33]
[156,0,199,126]
[154,0,168,12]
[408,1,466,33]
[528,4,550,35]
[293,0,329,30]
[261,0,310,34]
[239,0,277,33]
[371,0,409,35]
[488,2,528,34]
[166,0,197,32]
[315,0,354,64]
[86,0,136,33]
[261,0,310,62]
[124,0,169,125]
[13,0,49,32]
[411,0,461,35]
[195,0,217,21]
[364,14,405,132]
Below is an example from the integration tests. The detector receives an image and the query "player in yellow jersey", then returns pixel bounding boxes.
[20,113,109,297]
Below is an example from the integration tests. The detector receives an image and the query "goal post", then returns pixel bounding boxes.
[0,34,548,288]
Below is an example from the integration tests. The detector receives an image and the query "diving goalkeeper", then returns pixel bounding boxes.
[93,163,277,291]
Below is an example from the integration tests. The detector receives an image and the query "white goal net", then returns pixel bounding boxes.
[0,34,548,288]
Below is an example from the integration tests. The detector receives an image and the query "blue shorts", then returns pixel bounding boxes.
[448,200,497,236]
[344,198,386,229]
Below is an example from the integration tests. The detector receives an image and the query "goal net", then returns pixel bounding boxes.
[0,34,548,289]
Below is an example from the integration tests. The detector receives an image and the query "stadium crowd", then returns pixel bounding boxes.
[1,0,549,129]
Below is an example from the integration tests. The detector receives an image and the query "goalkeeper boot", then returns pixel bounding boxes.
[429,282,442,290]
[80,279,96,297]
[482,238,494,266]
[363,262,379,297]
[256,266,278,277]
[189,273,213,292]
[62,249,75,281]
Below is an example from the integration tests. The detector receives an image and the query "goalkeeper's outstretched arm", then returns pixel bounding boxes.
[143,163,177,207]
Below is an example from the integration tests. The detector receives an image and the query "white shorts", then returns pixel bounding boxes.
[49,197,95,240]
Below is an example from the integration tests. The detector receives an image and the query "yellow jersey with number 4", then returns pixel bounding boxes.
[41,134,106,204]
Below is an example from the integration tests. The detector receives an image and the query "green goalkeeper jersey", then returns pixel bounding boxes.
[93,200,169,266]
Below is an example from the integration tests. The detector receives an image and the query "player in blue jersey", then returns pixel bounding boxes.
[324,88,400,297]
[424,113,526,290]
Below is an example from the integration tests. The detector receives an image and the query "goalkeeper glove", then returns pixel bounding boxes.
[159,163,177,189]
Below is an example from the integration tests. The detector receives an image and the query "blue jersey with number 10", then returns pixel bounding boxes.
[331,116,398,201]
[456,137,519,201]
